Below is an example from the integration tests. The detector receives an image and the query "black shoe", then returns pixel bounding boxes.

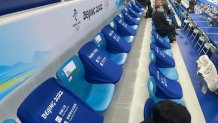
[175,32,179,35]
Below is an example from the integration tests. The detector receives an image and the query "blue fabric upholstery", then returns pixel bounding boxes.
[149,50,178,80]
[150,43,175,68]
[147,76,185,105]
[114,16,137,36]
[134,0,145,9]
[78,41,123,84]
[17,77,104,122]
[127,3,143,14]
[152,31,171,50]
[143,98,154,120]
[101,25,131,53]
[92,31,129,65]
[109,20,134,43]
[149,62,183,99]
[131,2,144,11]
[125,7,142,18]
[0,0,60,16]
[56,56,115,112]
[121,11,140,25]
[2,119,16,123]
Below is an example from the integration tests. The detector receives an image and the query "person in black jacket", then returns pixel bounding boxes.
[152,4,177,43]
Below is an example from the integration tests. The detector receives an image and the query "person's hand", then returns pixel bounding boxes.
[169,22,172,25]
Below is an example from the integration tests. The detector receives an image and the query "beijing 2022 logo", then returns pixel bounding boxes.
[72,9,81,31]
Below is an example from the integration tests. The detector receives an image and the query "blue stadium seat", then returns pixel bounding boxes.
[124,6,142,18]
[118,13,138,30]
[2,119,16,123]
[127,3,143,14]
[147,76,185,105]
[109,20,135,43]
[150,43,175,68]
[151,31,171,50]
[101,25,131,53]
[78,41,123,84]
[92,29,130,65]
[149,62,183,99]
[151,29,170,43]
[134,0,145,10]
[130,1,145,11]
[121,10,140,26]
[17,77,104,122]
[143,98,155,120]
[148,57,179,81]
[122,8,141,21]
[56,56,115,112]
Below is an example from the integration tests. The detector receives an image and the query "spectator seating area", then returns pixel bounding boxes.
[143,25,187,120]
[2,1,148,122]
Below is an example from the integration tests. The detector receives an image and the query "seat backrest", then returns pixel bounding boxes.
[144,98,155,120]
[150,43,175,68]
[101,25,131,53]
[17,77,103,123]
[147,76,157,101]
[78,41,122,84]
[109,20,118,31]
[92,32,107,51]
[152,31,171,49]
[56,55,92,100]
[114,15,137,36]
[149,62,183,99]
[119,12,124,20]
[122,10,140,25]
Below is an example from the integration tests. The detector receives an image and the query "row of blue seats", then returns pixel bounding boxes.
[2,1,145,123]
[143,28,186,120]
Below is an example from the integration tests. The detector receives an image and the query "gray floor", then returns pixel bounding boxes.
[103,17,152,123]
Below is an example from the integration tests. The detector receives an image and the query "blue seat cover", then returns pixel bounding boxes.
[78,41,122,84]
[128,3,142,13]
[149,62,183,99]
[101,25,131,53]
[56,56,115,112]
[125,7,141,18]
[152,31,171,49]
[144,98,155,120]
[17,77,104,123]
[109,21,134,43]
[114,16,137,36]
[121,11,140,25]
[131,2,144,12]
[150,43,175,68]
[134,0,145,9]
[92,31,128,66]
[147,76,185,105]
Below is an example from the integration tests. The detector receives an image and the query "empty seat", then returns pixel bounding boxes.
[134,0,145,10]
[149,62,183,99]
[17,77,104,123]
[143,98,155,120]
[118,13,139,30]
[109,17,136,43]
[150,43,175,68]
[121,11,140,25]
[78,41,122,84]
[92,27,130,65]
[101,25,131,53]
[147,76,185,105]
[152,31,171,50]
[122,8,141,20]
[56,56,115,112]
[127,3,143,14]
